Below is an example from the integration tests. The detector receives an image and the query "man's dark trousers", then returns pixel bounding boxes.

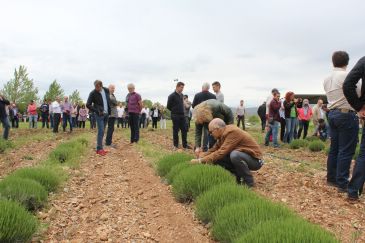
[172,114,187,148]
[129,112,140,143]
[53,113,61,133]
[327,110,359,189]
[106,117,116,145]
[348,126,365,198]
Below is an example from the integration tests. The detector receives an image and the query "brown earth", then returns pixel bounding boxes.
[38,133,213,242]
[0,129,83,178]
[140,128,365,243]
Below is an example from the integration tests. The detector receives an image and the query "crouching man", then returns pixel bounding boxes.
[191,118,263,187]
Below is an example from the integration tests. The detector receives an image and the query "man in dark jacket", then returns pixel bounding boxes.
[343,56,365,201]
[192,82,216,108]
[86,80,111,156]
[0,94,11,140]
[257,102,266,132]
[167,82,190,149]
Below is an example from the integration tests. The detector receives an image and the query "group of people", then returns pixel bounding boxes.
[261,90,330,148]
[3,52,365,197]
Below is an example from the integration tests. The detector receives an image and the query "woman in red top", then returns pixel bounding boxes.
[297,99,313,139]
[27,100,38,129]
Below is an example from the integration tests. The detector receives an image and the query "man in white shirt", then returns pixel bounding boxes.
[324,51,360,192]
[236,100,246,130]
[117,105,124,128]
[212,81,224,103]
[51,96,62,133]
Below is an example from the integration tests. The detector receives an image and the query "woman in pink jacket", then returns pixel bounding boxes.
[297,99,313,139]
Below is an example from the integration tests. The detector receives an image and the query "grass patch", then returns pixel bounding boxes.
[289,139,309,149]
[234,218,339,243]
[48,137,88,168]
[172,164,236,202]
[212,201,294,243]
[165,162,192,184]
[195,183,258,224]
[0,138,14,153]
[156,153,194,177]
[0,200,38,242]
[9,167,62,192]
[308,140,326,152]
[0,177,48,211]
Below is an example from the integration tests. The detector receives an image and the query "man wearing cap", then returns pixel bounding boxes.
[191,118,263,187]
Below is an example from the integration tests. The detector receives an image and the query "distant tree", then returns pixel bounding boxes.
[69,89,83,104]
[143,99,153,108]
[1,65,38,104]
[43,80,64,101]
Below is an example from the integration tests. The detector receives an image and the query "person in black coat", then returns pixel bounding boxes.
[257,102,266,132]
[343,56,365,201]
[0,94,11,139]
[86,80,111,156]
[192,82,216,108]
[167,82,190,149]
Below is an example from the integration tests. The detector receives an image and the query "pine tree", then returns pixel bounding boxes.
[69,89,83,104]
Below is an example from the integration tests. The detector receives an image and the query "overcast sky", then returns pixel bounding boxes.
[0,0,364,107]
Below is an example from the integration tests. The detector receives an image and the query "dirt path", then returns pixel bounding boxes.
[40,134,212,242]
[140,129,365,243]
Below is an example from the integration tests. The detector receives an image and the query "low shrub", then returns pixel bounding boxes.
[308,140,326,152]
[0,139,14,153]
[49,139,87,166]
[195,183,259,224]
[248,115,260,124]
[172,164,236,202]
[165,163,192,184]
[212,201,294,243]
[289,139,309,149]
[234,218,339,243]
[156,153,194,177]
[306,136,320,142]
[0,177,48,211]
[0,200,38,242]
[9,167,61,192]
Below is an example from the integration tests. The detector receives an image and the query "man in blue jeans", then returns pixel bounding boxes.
[324,51,359,193]
[0,94,11,140]
[343,56,365,201]
[265,91,281,148]
[86,80,111,156]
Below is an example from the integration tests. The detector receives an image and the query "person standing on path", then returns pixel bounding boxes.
[265,91,281,148]
[0,94,11,140]
[126,83,142,144]
[167,82,190,150]
[257,102,266,132]
[9,103,19,129]
[27,100,38,129]
[86,80,111,156]
[342,56,365,201]
[212,81,224,103]
[160,107,167,129]
[151,105,160,129]
[283,92,298,143]
[40,99,50,129]
[183,95,192,131]
[61,96,73,133]
[106,84,118,147]
[297,99,313,139]
[78,104,88,129]
[236,100,246,130]
[51,97,62,133]
[324,51,359,193]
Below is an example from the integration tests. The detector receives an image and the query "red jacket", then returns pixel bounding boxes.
[297,106,313,121]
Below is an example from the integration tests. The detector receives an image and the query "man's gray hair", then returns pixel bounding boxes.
[210,118,226,129]
[202,82,210,91]
[127,83,135,89]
